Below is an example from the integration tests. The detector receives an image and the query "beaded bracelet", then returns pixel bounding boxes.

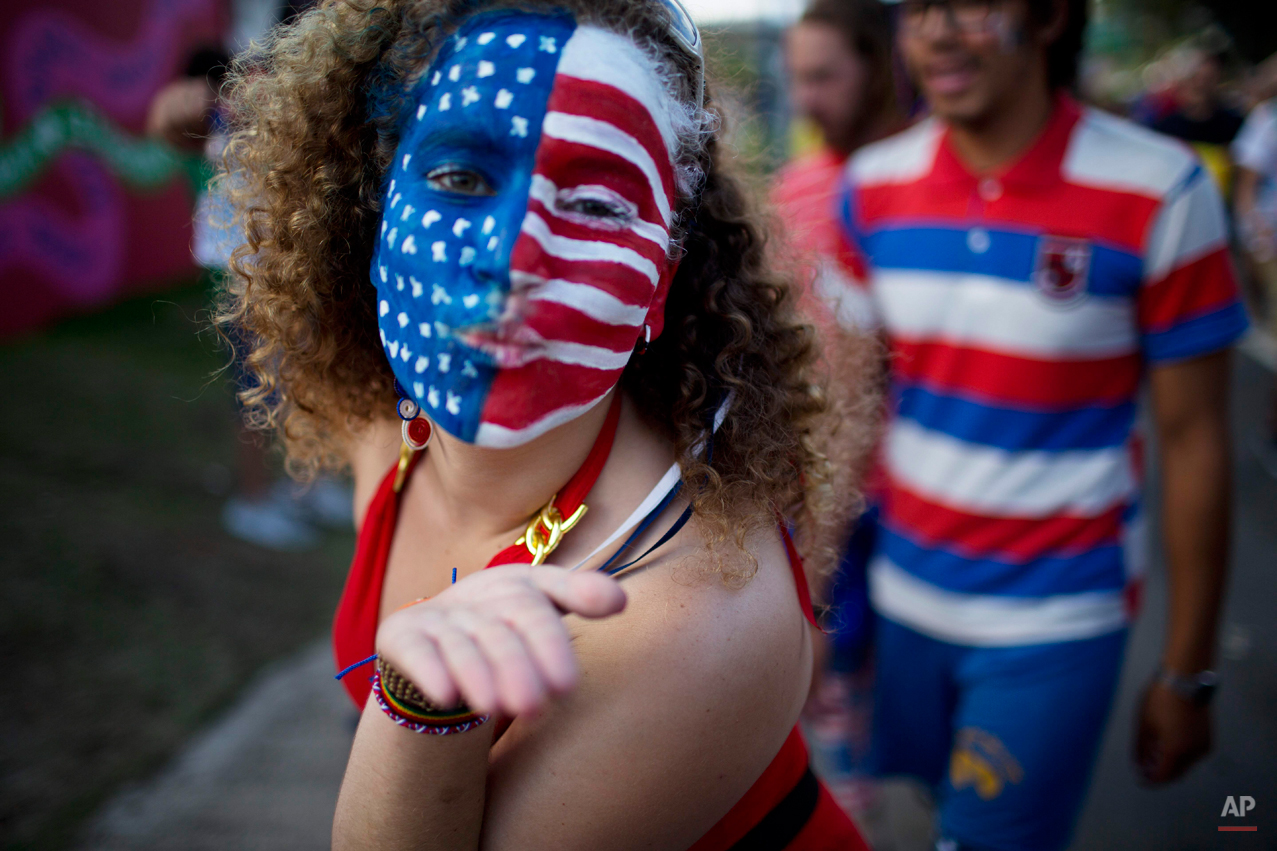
[371,658,490,736]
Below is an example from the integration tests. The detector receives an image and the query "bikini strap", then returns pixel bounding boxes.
[777,522,819,629]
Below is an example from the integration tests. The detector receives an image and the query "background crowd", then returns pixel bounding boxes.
[2,0,1275,849]
[773,2,1266,850]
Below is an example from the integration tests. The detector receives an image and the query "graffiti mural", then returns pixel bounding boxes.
[0,0,224,336]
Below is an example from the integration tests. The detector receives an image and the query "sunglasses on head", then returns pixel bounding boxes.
[653,0,705,110]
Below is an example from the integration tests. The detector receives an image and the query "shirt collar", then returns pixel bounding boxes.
[928,93,1082,190]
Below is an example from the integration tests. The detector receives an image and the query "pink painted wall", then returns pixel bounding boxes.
[0,0,226,337]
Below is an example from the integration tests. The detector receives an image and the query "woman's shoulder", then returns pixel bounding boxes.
[569,521,814,757]
[483,523,813,849]
[597,518,812,678]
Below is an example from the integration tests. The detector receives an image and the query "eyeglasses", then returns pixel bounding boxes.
[899,0,1003,36]
[653,0,705,110]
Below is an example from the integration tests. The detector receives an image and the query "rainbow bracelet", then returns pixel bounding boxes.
[371,660,490,736]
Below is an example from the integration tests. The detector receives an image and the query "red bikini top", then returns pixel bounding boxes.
[332,461,818,709]
[330,433,863,851]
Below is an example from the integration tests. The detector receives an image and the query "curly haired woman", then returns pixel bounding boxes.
[217,0,872,847]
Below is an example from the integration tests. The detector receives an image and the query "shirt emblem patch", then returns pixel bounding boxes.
[1033,235,1091,306]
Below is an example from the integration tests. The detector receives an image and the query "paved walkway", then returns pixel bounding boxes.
[77,642,356,851]
[78,351,1277,851]
[1070,349,1277,850]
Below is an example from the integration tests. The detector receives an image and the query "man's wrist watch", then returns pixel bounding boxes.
[1155,668,1219,706]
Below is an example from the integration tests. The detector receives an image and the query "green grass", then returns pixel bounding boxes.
[0,280,355,850]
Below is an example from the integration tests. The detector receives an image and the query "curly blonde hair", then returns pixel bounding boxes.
[215,0,874,580]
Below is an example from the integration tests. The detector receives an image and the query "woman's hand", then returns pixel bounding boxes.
[375,566,626,718]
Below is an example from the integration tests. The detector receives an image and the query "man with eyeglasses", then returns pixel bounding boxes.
[834,1,1247,848]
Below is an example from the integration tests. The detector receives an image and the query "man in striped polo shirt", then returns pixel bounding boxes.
[835,0,1248,848]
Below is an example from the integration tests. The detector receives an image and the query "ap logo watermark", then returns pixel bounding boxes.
[1222,796,1256,817]
[1219,796,1257,833]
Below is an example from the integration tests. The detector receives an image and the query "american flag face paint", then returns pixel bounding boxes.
[372,11,680,447]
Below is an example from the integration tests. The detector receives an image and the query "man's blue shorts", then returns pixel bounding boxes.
[871,617,1128,851]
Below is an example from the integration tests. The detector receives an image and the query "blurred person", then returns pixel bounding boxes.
[784,0,902,155]
[1236,51,1277,115]
[146,0,351,551]
[217,0,878,847]
[1129,60,1179,128]
[1152,46,1244,197]
[771,0,902,826]
[836,0,1248,848]
[775,0,904,338]
[1232,83,1277,475]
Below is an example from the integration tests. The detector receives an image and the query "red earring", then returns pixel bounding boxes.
[394,380,433,451]
[403,416,432,451]
[393,381,432,492]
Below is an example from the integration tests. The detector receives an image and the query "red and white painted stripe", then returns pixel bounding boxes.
[479,26,677,444]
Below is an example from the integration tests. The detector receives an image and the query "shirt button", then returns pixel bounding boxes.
[967,227,991,254]
[978,177,1003,201]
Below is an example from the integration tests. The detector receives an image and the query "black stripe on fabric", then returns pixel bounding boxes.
[728,767,819,851]
[607,503,692,576]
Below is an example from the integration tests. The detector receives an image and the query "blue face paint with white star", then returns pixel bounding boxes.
[372,11,576,441]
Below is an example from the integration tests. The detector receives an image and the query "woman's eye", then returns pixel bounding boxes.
[426,167,495,197]
[559,197,631,221]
